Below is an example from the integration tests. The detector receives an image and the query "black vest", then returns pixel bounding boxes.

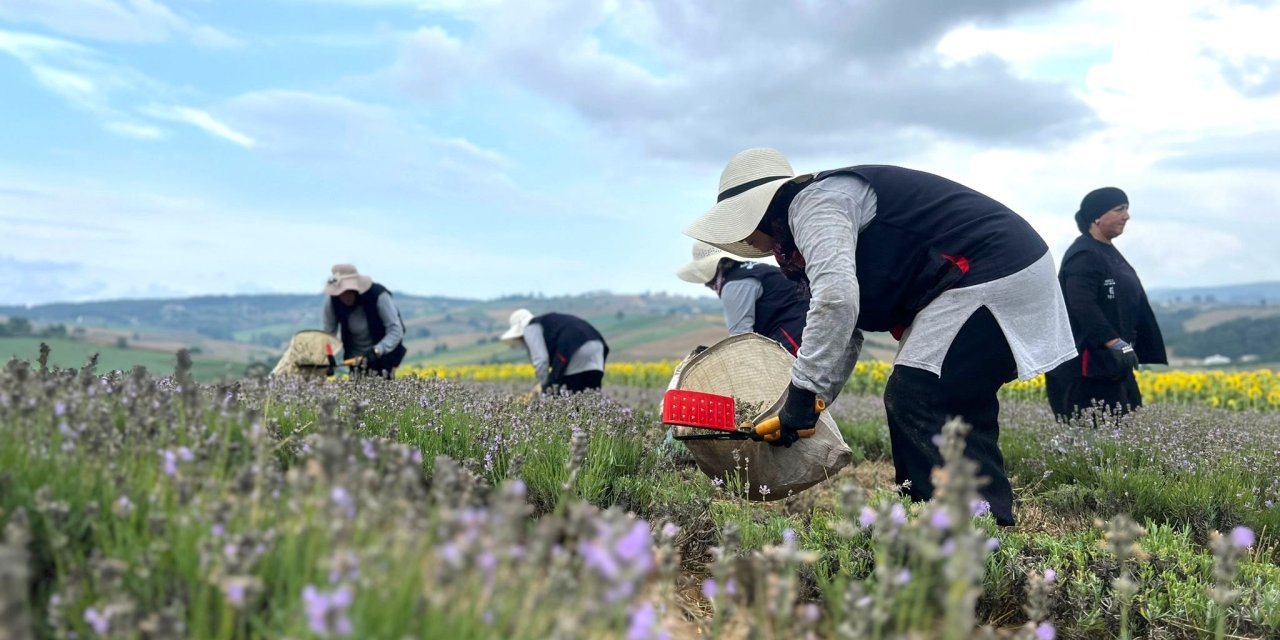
[331,283,408,367]
[721,262,808,353]
[793,165,1047,332]
[531,313,610,384]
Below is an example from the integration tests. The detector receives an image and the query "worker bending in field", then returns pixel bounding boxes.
[684,148,1077,526]
[678,240,809,354]
[501,309,609,393]
[322,264,407,378]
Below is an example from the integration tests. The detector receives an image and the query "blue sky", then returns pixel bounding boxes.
[3,0,1280,305]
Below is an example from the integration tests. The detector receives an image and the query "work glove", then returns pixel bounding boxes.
[761,382,823,448]
[348,348,379,370]
[1109,339,1139,370]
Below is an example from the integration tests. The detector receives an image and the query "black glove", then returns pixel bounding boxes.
[1109,339,1139,370]
[771,382,821,448]
[359,348,380,370]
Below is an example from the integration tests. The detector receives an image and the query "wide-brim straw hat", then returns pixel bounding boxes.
[676,241,738,284]
[684,147,795,259]
[323,264,373,296]
[500,308,535,343]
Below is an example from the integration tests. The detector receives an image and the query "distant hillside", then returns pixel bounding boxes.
[1148,281,1280,306]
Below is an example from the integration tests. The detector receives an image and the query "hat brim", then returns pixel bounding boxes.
[677,253,735,284]
[683,177,789,259]
[500,321,529,343]
[323,275,373,296]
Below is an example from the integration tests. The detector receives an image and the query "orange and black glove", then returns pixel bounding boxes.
[758,383,824,447]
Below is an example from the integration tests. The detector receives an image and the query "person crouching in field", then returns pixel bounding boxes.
[684,148,1078,526]
[501,309,610,394]
[678,240,809,354]
[323,264,407,378]
[1046,187,1166,422]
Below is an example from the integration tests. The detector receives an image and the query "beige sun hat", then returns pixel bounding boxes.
[676,241,739,284]
[323,264,373,296]
[500,308,535,343]
[683,147,796,258]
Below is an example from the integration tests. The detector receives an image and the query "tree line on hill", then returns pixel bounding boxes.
[1161,316,1280,362]
[0,317,68,339]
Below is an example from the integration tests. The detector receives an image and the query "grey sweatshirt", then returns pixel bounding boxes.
[322,292,405,357]
[720,278,763,335]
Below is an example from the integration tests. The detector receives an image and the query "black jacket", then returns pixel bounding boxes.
[720,262,808,353]
[1049,236,1166,379]
[531,313,609,385]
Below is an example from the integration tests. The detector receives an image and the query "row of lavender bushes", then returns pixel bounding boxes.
[0,349,1277,638]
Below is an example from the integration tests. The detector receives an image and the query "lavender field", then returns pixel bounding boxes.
[2,353,1280,639]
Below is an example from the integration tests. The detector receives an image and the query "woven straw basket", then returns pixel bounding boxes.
[669,333,852,501]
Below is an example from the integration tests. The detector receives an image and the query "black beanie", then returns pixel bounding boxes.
[1075,187,1128,234]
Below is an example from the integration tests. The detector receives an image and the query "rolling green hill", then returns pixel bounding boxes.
[0,337,244,381]
[6,286,1279,372]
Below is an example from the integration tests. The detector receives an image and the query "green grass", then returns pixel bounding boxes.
[0,337,244,381]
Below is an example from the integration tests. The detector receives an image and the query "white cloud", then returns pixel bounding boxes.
[106,121,166,139]
[0,0,238,47]
[0,172,584,305]
[142,105,257,148]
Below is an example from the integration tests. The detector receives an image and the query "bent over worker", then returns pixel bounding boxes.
[322,263,407,378]
[501,310,609,393]
[684,148,1077,526]
[678,241,809,354]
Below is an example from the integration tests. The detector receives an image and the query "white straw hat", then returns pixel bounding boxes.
[683,148,795,258]
[500,308,535,343]
[676,241,738,284]
[323,264,374,296]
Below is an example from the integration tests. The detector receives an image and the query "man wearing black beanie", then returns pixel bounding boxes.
[1047,187,1167,421]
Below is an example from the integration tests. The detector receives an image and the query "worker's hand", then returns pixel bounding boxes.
[764,383,822,447]
[1108,339,1138,370]
[517,384,542,404]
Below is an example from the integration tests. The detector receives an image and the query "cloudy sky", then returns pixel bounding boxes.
[2,0,1278,306]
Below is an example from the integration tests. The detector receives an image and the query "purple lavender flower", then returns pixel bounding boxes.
[972,500,991,518]
[889,504,907,526]
[177,446,194,462]
[54,402,66,416]
[627,602,658,640]
[84,607,109,635]
[1044,568,1057,584]
[894,569,912,586]
[160,449,178,477]
[225,581,247,607]
[701,579,717,600]
[759,484,771,497]
[782,528,796,545]
[929,509,952,531]
[1035,621,1056,640]
[1230,526,1256,549]
[858,506,877,528]
[303,584,354,637]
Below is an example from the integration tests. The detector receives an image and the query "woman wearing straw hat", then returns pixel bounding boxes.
[501,309,610,393]
[684,148,1077,526]
[322,264,407,378]
[677,240,809,354]
[1045,187,1166,422]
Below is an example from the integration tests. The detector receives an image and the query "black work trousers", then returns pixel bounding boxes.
[1045,369,1142,423]
[554,370,604,393]
[883,307,1018,526]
